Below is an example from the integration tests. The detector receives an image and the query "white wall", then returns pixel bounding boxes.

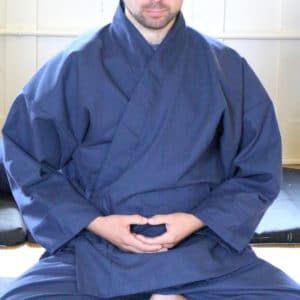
[0,0,299,163]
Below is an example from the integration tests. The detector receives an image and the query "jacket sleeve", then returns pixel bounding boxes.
[191,58,282,253]
[2,53,100,254]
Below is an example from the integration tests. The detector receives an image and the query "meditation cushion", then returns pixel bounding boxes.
[253,168,300,244]
[0,139,27,246]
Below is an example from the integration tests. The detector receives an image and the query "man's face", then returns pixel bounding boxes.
[123,0,184,31]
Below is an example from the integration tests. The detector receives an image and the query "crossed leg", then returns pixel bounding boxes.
[0,250,187,300]
[2,249,300,300]
[151,258,300,300]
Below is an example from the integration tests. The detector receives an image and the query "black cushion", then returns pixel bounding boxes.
[0,139,26,286]
[0,139,27,246]
[252,168,300,244]
[0,139,11,194]
[0,195,27,246]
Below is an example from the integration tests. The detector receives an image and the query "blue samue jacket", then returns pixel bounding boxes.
[2,3,281,298]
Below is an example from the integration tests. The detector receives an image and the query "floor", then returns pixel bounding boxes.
[253,245,300,283]
[0,243,44,278]
[0,243,299,284]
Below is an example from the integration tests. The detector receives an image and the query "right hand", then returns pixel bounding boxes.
[87,215,168,254]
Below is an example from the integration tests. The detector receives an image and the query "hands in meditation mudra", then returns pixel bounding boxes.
[88,212,204,299]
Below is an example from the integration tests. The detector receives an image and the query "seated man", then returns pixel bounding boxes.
[1,0,300,299]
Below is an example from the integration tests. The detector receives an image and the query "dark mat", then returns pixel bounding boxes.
[0,195,27,246]
[252,168,300,244]
[0,139,11,194]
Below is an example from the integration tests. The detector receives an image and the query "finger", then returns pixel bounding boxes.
[162,243,175,249]
[135,232,174,245]
[148,214,169,225]
[127,235,164,252]
[134,234,149,243]
[123,244,163,254]
[121,245,144,253]
[134,234,158,245]
[124,214,148,225]
[134,234,174,248]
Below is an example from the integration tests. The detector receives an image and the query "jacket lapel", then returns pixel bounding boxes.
[92,3,188,200]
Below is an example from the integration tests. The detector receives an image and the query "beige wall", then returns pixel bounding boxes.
[0,0,299,163]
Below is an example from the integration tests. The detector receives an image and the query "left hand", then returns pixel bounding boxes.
[134,213,205,250]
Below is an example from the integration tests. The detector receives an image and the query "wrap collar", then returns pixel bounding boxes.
[110,1,188,81]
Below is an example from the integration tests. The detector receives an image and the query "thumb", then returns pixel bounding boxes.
[127,214,148,225]
[148,214,167,225]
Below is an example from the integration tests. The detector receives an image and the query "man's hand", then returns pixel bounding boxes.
[87,214,168,253]
[135,213,205,249]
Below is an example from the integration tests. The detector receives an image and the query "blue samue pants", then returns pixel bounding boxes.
[1,250,300,300]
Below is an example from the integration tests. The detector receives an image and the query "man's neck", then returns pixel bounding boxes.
[125,8,176,45]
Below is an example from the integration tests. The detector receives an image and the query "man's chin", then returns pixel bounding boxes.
[141,17,176,31]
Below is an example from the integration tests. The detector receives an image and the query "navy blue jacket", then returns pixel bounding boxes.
[2,3,281,298]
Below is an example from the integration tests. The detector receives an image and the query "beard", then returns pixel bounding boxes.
[125,1,179,30]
